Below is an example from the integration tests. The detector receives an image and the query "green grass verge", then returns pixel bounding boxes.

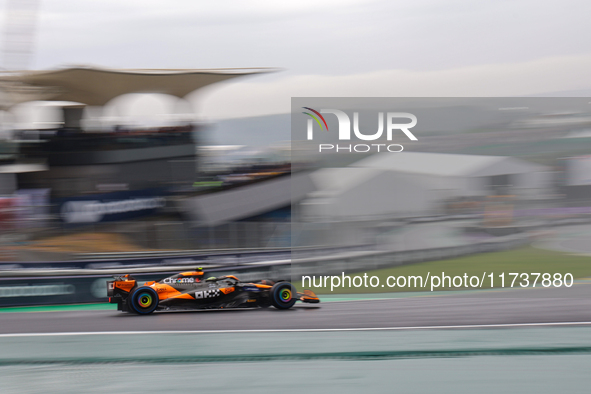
[294,247,591,295]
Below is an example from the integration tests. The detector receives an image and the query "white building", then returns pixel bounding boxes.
[303,152,549,221]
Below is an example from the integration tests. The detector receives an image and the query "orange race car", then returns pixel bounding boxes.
[107,268,319,314]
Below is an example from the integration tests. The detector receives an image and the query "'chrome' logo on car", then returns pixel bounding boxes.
[163,277,195,284]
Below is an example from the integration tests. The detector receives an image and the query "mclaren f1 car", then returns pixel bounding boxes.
[107,268,319,314]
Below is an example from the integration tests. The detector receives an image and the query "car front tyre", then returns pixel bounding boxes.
[270,282,297,310]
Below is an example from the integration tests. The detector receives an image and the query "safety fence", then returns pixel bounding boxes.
[0,233,532,307]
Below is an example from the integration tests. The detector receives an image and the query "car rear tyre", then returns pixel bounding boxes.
[129,287,159,315]
[270,282,297,309]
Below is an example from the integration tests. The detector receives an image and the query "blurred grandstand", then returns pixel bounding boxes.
[0,67,317,261]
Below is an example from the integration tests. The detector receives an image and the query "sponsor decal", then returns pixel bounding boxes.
[194,289,221,299]
[163,277,195,284]
[242,286,260,292]
[61,197,166,223]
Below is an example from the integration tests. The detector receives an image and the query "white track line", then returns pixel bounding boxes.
[2,321,591,337]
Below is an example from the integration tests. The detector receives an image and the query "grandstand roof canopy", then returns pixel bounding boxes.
[0,66,274,106]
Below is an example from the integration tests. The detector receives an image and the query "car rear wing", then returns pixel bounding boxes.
[107,274,137,299]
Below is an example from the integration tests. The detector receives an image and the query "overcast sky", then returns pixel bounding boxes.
[4,0,591,120]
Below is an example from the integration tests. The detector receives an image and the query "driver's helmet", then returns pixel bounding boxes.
[193,267,205,282]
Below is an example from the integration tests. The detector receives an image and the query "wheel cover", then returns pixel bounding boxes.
[137,292,153,308]
[279,288,292,302]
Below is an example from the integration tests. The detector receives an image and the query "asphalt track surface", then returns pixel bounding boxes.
[1,283,591,335]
